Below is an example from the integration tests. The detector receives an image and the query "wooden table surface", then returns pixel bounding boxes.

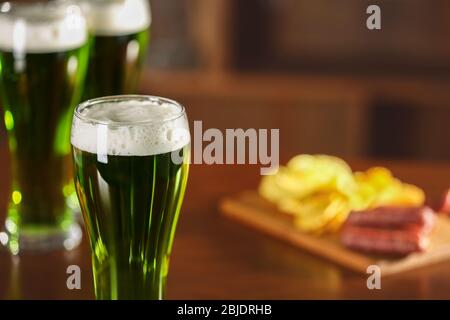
[0,117,449,300]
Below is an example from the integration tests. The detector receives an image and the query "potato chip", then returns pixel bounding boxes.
[290,192,345,232]
[258,154,426,234]
[364,167,394,188]
[400,183,425,206]
[259,173,288,203]
[318,201,350,234]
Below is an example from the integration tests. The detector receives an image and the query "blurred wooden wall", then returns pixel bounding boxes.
[144,0,450,161]
[234,0,450,74]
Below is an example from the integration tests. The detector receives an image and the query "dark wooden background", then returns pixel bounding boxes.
[149,0,450,161]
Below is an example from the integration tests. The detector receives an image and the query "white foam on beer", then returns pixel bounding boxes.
[83,0,151,36]
[71,100,190,156]
[0,5,87,52]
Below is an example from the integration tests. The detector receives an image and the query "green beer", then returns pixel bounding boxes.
[82,0,150,99]
[0,2,89,253]
[71,96,190,299]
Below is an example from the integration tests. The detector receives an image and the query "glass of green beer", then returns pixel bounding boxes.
[0,1,89,254]
[71,95,190,299]
[81,0,151,99]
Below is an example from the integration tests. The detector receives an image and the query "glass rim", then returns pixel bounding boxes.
[0,1,82,21]
[74,95,187,126]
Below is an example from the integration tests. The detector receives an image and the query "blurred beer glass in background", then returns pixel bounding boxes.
[81,0,151,99]
[71,95,190,299]
[0,0,89,254]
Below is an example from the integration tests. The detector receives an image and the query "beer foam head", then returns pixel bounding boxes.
[71,96,190,156]
[0,2,87,52]
[83,0,151,36]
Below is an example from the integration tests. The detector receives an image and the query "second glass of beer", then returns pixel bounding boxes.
[0,1,89,253]
[82,0,151,99]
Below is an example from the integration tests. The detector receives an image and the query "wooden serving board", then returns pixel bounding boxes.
[220,191,450,276]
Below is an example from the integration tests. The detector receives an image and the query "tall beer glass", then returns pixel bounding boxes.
[81,0,150,99]
[71,95,190,299]
[0,1,89,253]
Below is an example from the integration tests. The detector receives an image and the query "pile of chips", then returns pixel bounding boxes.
[259,155,425,235]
